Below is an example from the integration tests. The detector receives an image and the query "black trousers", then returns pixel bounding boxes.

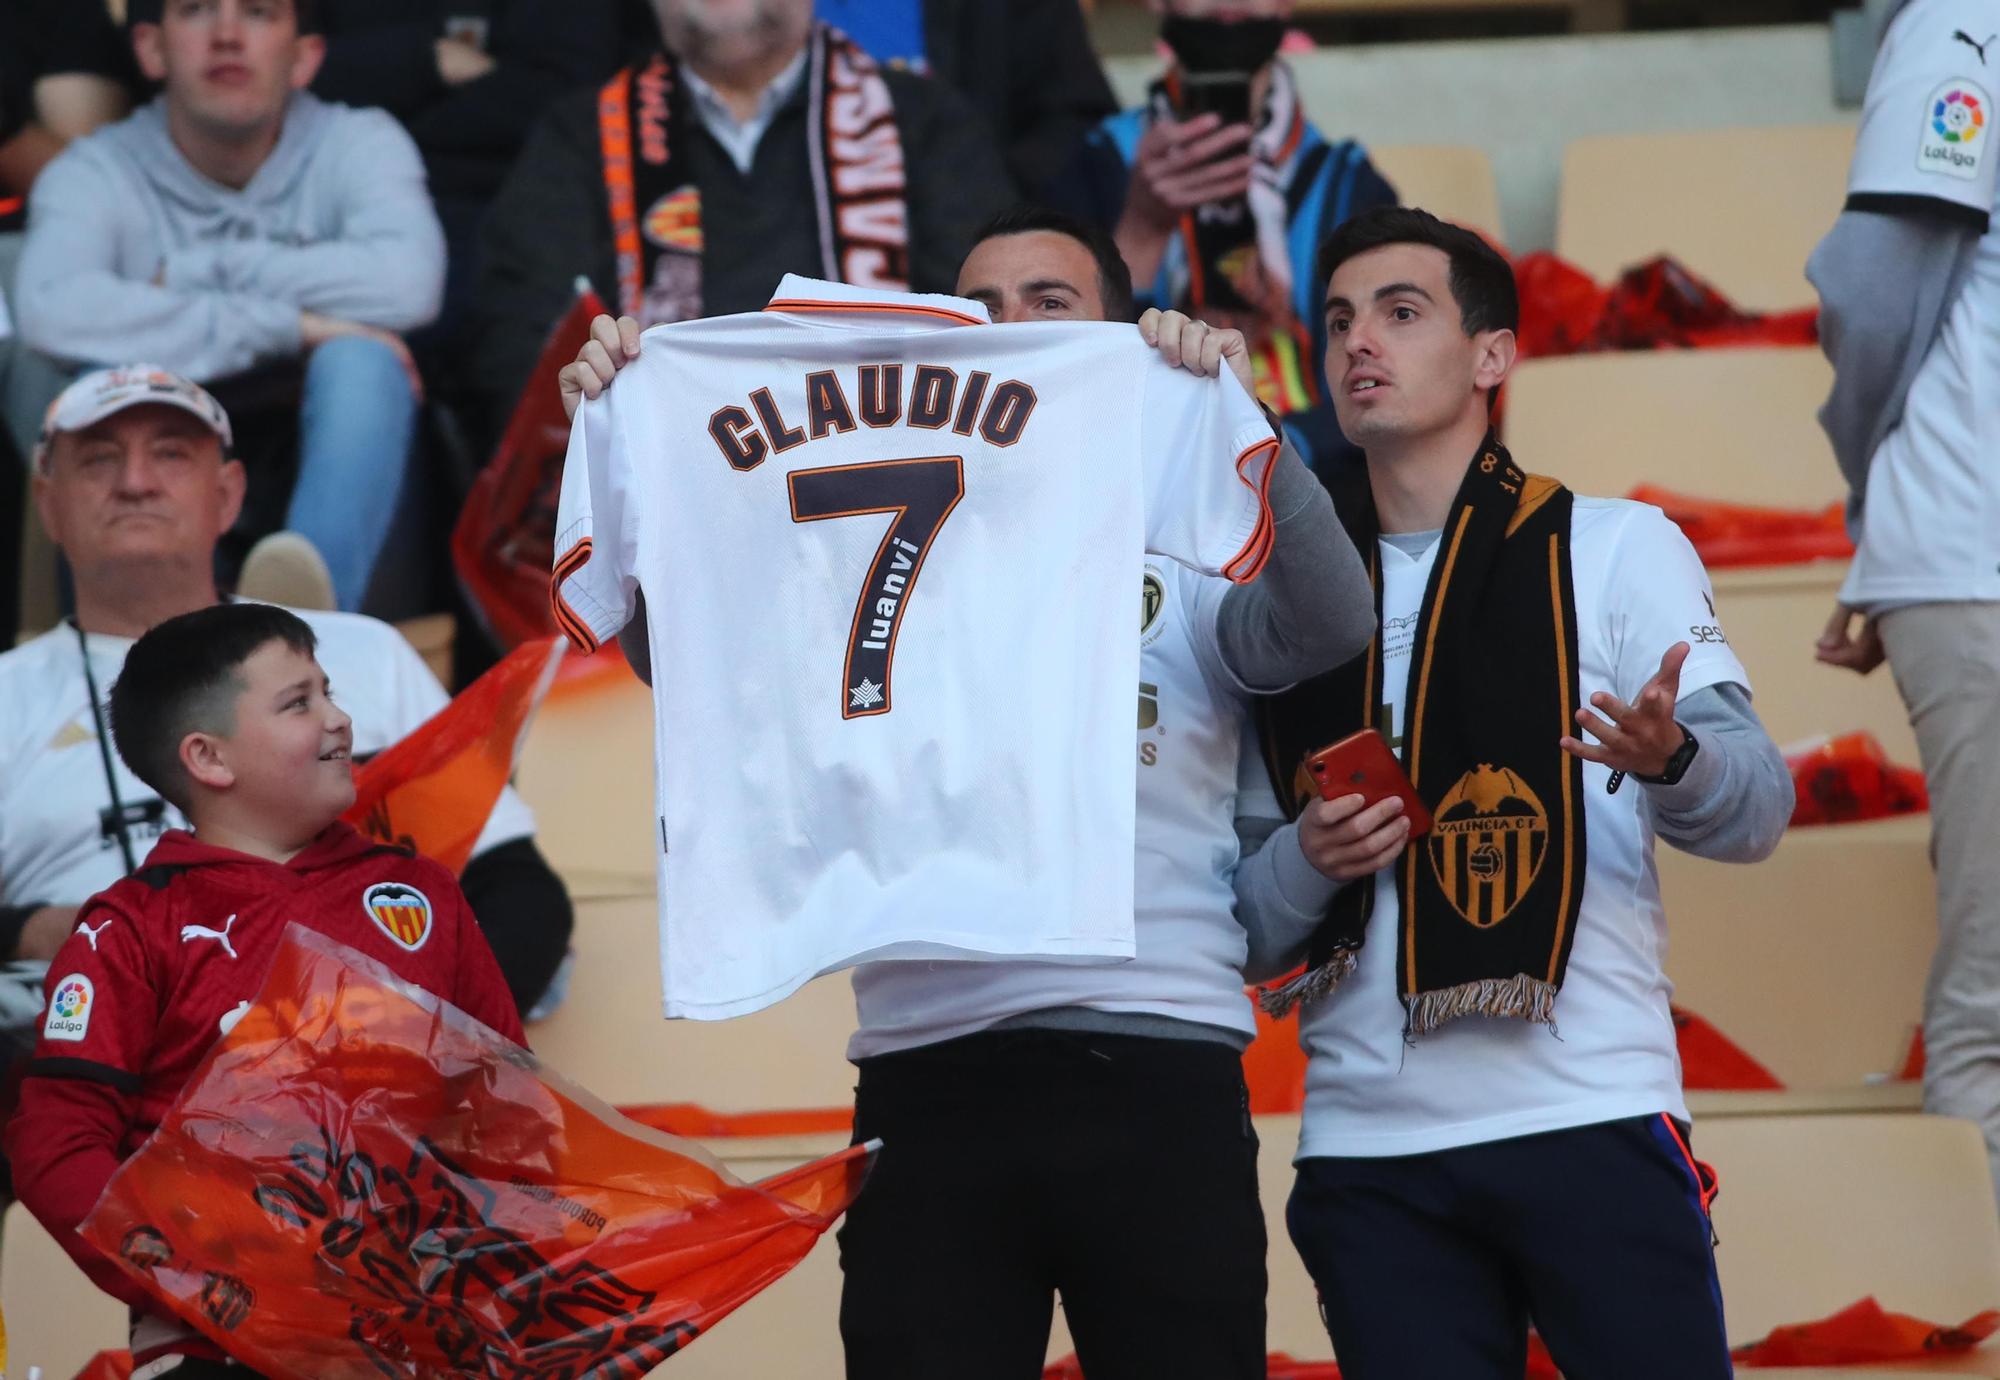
[1286,1114,1730,1380]
[838,1028,1267,1380]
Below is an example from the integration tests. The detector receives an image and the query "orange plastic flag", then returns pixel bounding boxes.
[453,287,609,651]
[1626,484,1854,569]
[1785,731,1930,827]
[341,637,564,874]
[1733,1297,2000,1366]
[71,1352,134,1380]
[1242,993,1308,1115]
[1672,1006,1784,1091]
[79,926,874,1380]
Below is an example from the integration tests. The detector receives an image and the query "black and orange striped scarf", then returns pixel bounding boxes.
[597,25,910,328]
[1256,438,1587,1036]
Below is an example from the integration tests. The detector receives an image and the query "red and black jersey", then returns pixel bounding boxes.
[5,824,525,1354]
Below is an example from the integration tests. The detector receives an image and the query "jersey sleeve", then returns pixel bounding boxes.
[1607,506,1751,708]
[550,388,643,654]
[1134,353,1281,585]
[27,893,156,1087]
[1846,0,1997,229]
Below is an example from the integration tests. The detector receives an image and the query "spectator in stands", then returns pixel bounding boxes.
[11,0,446,614]
[1811,0,2000,1204]
[558,205,1378,1380]
[1048,0,1396,465]
[469,0,1012,431]
[308,1,625,341]
[1238,208,1791,1379]
[0,366,573,1026]
[812,0,1117,198]
[0,0,137,203]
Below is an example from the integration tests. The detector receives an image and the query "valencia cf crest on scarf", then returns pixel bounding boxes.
[1428,765,1551,929]
[361,882,433,952]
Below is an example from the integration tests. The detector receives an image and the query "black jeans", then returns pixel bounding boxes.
[838,1028,1267,1380]
[1287,1114,1730,1380]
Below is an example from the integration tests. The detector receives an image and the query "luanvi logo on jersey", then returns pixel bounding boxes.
[1919,79,1990,179]
[1427,765,1550,928]
[363,882,434,952]
[791,456,966,718]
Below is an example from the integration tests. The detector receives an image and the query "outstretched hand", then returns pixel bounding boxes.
[1560,641,1691,778]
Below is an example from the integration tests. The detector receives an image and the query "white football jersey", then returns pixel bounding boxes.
[552,276,1279,1020]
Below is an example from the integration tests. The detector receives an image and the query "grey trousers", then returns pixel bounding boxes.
[1880,602,2000,1207]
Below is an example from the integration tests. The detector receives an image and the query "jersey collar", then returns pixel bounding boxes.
[763,274,991,329]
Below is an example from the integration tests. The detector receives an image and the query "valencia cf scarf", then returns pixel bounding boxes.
[1256,439,1588,1036]
[597,24,911,327]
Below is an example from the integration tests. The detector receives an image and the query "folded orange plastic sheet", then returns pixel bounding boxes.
[79,927,873,1380]
[1733,1297,2000,1367]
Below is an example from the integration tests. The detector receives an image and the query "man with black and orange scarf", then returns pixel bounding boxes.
[1234,207,1794,1380]
[469,0,1013,442]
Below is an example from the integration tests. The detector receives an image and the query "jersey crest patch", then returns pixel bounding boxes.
[44,973,95,1042]
[363,882,434,952]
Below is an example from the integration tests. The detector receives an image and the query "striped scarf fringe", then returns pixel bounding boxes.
[1404,973,1558,1039]
[1258,944,1361,1018]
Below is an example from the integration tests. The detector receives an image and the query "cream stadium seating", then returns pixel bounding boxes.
[1702,1113,2000,1372]
[1663,816,1934,1090]
[1555,124,1856,310]
[1371,143,1504,240]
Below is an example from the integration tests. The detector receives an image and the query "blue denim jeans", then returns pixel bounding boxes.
[286,336,419,611]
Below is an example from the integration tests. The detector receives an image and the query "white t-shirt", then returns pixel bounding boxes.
[1293,498,1749,1160]
[552,275,1279,1021]
[848,561,1263,1058]
[0,609,538,910]
[1840,0,2000,608]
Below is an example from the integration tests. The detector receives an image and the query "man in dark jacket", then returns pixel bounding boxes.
[468,0,1012,429]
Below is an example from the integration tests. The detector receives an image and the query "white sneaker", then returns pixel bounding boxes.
[238,531,336,611]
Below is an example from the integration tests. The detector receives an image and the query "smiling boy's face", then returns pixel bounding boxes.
[193,639,356,827]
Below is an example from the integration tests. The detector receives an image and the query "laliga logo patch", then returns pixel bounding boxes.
[1427,765,1550,929]
[44,973,94,1041]
[362,882,434,952]
[1920,80,1990,180]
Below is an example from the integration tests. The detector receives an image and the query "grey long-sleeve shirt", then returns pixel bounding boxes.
[15,94,445,382]
[1232,681,1795,986]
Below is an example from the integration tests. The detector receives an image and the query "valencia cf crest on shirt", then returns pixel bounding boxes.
[362,882,433,952]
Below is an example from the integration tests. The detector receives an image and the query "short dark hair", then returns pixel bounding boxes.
[131,0,322,34]
[970,205,1137,322]
[1315,207,1519,336]
[110,604,319,813]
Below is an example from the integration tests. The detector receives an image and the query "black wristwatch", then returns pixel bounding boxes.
[1634,724,1701,787]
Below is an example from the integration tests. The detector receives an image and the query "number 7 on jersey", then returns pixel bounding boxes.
[788,456,965,719]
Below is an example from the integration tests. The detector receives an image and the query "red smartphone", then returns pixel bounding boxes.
[1305,729,1433,837]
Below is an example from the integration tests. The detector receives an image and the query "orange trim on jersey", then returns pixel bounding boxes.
[763,299,986,327]
[550,539,601,653]
[1221,436,1281,583]
[1659,1113,1722,1216]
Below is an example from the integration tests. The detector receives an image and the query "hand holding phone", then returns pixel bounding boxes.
[1306,730,1433,836]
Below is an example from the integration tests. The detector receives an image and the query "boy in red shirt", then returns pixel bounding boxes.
[6,603,525,1378]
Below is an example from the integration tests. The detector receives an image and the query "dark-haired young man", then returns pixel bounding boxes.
[557,205,1376,1379]
[1234,206,1794,1379]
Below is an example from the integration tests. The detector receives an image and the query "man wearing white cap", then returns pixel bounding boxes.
[0,365,573,1034]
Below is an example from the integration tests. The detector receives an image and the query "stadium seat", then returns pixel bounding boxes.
[3,1201,129,1380]
[1555,124,1856,310]
[1689,1083,1923,1119]
[1662,816,1934,1091]
[1709,561,1918,768]
[515,670,659,894]
[1500,347,1840,508]
[1700,1112,2000,1369]
[527,893,858,1112]
[393,612,454,685]
[1371,143,1504,240]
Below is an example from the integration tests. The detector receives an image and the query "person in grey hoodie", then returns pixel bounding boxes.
[12,0,446,613]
